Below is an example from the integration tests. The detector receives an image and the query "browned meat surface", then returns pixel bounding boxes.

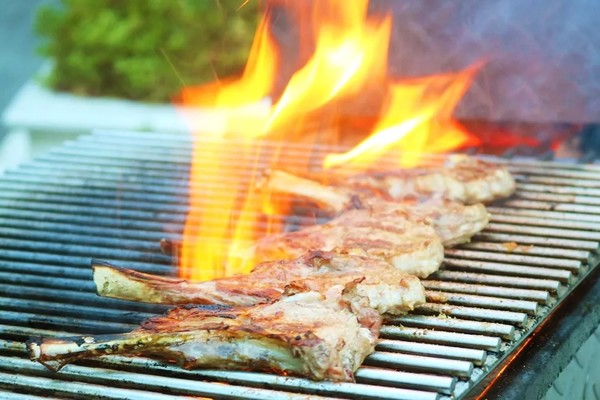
[263,170,489,247]
[93,252,426,318]
[28,291,377,382]
[344,155,515,204]
[250,208,444,278]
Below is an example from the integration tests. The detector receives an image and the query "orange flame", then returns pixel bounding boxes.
[179,0,482,281]
[266,1,391,132]
[178,10,279,281]
[323,64,483,169]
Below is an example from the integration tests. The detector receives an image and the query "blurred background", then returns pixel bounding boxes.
[0,1,46,126]
[1,0,599,173]
[0,0,261,172]
[0,0,47,168]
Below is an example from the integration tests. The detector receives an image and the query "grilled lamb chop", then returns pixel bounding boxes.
[28,291,377,381]
[339,155,516,204]
[263,170,489,246]
[93,251,426,319]
[249,208,444,278]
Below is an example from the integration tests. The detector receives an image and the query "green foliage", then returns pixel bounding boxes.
[35,0,260,102]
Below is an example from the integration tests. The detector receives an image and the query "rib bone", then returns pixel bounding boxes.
[28,291,377,382]
[93,251,426,317]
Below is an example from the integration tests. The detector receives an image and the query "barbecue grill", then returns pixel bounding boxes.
[0,129,599,399]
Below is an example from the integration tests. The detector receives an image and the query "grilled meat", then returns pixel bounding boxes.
[93,251,426,319]
[263,170,489,246]
[250,208,444,278]
[28,291,377,382]
[342,155,516,204]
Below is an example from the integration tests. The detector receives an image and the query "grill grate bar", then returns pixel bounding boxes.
[0,284,167,314]
[0,311,135,334]
[444,249,580,270]
[460,241,589,262]
[0,297,152,325]
[487,205,600,223]
[490,214,600,236]
[375,340,486,366]
[0,219,175,244]
[517,175,600,189]
[443,258,573,282]
[473,232,598,251]
[422,281,550,303]
[502,199,600,215]
[415,303,528,326]
[509,166,600,180]
[516,190,600,206]
[0,342,445,400]
[517,183,600,196]
[0,356,342,400]
[380,326,501,351]
[0,390,62,400]
[387,315,514,339]
[0,238,171,265]
[486,222,600,242]
[364,352,474,378]
[431,270,561,292]
[0,371,197,400]
[425,291,539,315]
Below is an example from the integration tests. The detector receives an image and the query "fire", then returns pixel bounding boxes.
[178,0,481,281]
[323,64,482,169]
[178,10,279,281]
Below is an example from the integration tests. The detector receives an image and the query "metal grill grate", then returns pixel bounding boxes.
[0,130,599,400]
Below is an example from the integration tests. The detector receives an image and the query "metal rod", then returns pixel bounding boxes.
[0,389,60,400]
[422,280,550,303]
[517,175,600,189]
[462,241,589,262]
[0,310,135,334]
[0,371,193,400]
[0,284,167,314]
[474,232,598,251]
[0,273,93,290]
[509,166,600,181]
[0,296,152,325]
[0,251,172,275]
[96,353,448,399]
[0,177,188,200]
[380,326,501,352]
[425,291,539,315]
[444,249,581,271]
[431,270,561,292]
[0,325,77,339]
[0,261,91,280]
[0,217,174,243]
[518,183,600,197]
[0,357,330,400]
[0,227,164,253]
[486,222,600,242]
[364,352,473,378]
[375,340,486,366]
[502,199,600,216]
[516,191,600,206]
[387,315,514,339]
[414,303,528,326]
[487,206,600,223]
[490,214,600,236]
[496,158,600,172]
[355,368,451,396]
[443,258,573,282]
[0,238,171,264]
[0,209,180,234]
